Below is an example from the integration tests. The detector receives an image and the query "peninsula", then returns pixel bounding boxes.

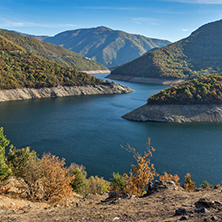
[0,35,133,102]
[122,74,222,123]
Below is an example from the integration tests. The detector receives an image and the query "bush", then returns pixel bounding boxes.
[39,153,74,203]
[159,172,180,185]
[70,168,88,194]
[200,181,213,188]
[0,127,11,190]
[122,138,158,196]
[110,172,127,192]
[182,173,195,192]
[86,176,110,194]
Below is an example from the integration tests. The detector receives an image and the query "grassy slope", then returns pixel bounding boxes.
[0,29,107,71]
[148,74,222,105]
[44,26,171,67]
[0,35,108,90]
[111,19,222,80]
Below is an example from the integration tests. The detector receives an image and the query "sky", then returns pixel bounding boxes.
[0,0,222,42]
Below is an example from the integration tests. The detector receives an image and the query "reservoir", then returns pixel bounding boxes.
[0,73,221,186]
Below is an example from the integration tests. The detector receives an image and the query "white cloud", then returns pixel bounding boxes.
[0,17,76,29]
[166,0,222,4]
[132,18,161,25]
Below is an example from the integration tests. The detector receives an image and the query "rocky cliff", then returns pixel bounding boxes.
[0,84,134,102]
[122,104,222,123]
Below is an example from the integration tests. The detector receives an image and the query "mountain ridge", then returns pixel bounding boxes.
[109,19,222,83]
[43,26,171,67]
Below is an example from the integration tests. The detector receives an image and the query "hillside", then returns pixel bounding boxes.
[43,26,171,67]
[0,35,108,90]
[148,74,222,105]
[110,19,222,83]
[0,29,108,71]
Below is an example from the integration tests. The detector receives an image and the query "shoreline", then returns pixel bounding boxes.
[82,70,110,74]
[106,74,184,85]
[122,104,222,123]
[0,84,134,103]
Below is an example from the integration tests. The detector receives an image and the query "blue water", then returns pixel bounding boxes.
[0,73,221,186]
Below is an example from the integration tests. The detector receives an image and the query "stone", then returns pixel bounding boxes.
[195,207,209,213]
[180,215,189,220]
[211,216,219,221]
[174,208,189,216]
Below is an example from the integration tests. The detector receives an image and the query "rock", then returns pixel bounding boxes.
[195,207,210,213]
[174,208,189,216]
[113,217,120,221]
[122,104,222,123]
[108,191,119,198]
[180,215,189,220]
[211,216,219,221]
[195,198,215,208]
[0,84,134,103]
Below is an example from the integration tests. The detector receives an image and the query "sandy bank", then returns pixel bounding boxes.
[82,70,110,74]
[0,84,134,102]
[122,104,222,123]
[106,74,184,85]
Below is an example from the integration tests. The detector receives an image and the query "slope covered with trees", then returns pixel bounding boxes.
[0,29,107,71]
[43,26,171,67]
[148,74,222,105]
[111,19,222,81]
[0,35,107,90]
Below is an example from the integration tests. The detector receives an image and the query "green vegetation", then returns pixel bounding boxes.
[148,74,222,105]
[0,29,107,71]
[0,128,216,201]
[0,35,110,90]
[111,19,222,80]
[200,181,213,188]
[44,26,170,67]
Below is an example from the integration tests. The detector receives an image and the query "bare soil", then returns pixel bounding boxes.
[0,184,221,222]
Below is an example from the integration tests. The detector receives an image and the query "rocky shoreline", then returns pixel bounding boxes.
[0,84,134,102]
[106,74,184,85]
[122,104,222,123]
[82,70,110,74]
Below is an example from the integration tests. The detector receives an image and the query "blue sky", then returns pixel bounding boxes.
[0,0,222,42]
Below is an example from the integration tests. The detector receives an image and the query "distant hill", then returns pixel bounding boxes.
[0,35,107,90]
[110,19,222,83]
[0,29,108,72]
[43,26,171,67]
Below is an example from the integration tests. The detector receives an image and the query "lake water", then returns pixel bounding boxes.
[0,73,222,186]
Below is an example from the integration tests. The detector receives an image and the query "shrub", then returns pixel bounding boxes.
[70,168,88,194]
[0,127,11,191]
[122,138,159,196]
[86,176,110,194]
[182,173,195,192]
[159,172,180,185]
[110,172,127,193]
[200,181,213,188]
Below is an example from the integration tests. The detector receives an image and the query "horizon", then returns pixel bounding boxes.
[1,0,222,42]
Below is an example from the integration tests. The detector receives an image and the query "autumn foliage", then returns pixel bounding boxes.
[122,138,159,196]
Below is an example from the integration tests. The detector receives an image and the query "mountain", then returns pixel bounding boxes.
[0,35,107,90]
[43,26,171,67]
[0,29,108,72]
[109,19,222,84]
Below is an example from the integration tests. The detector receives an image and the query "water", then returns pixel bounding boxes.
[0,73,222,186]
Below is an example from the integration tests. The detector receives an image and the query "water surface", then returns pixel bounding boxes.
[0,73,221,185]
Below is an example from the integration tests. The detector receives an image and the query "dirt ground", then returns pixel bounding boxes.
[0,183,221,222]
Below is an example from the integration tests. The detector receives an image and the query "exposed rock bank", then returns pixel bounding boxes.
[106,74,184,85]
[82,70,110,74]
[122,104,222,123]
[0,84,134,102]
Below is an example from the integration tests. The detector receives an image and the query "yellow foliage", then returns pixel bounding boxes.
[122,138,158,196]
[159,172,180,185]
[183,173,195,192]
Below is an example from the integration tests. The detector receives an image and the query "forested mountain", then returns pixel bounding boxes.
[43,26,171,67]
[0,35,107,90]
[0,29,108,71]
[148,74,222,105]
[110,19,222,81]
